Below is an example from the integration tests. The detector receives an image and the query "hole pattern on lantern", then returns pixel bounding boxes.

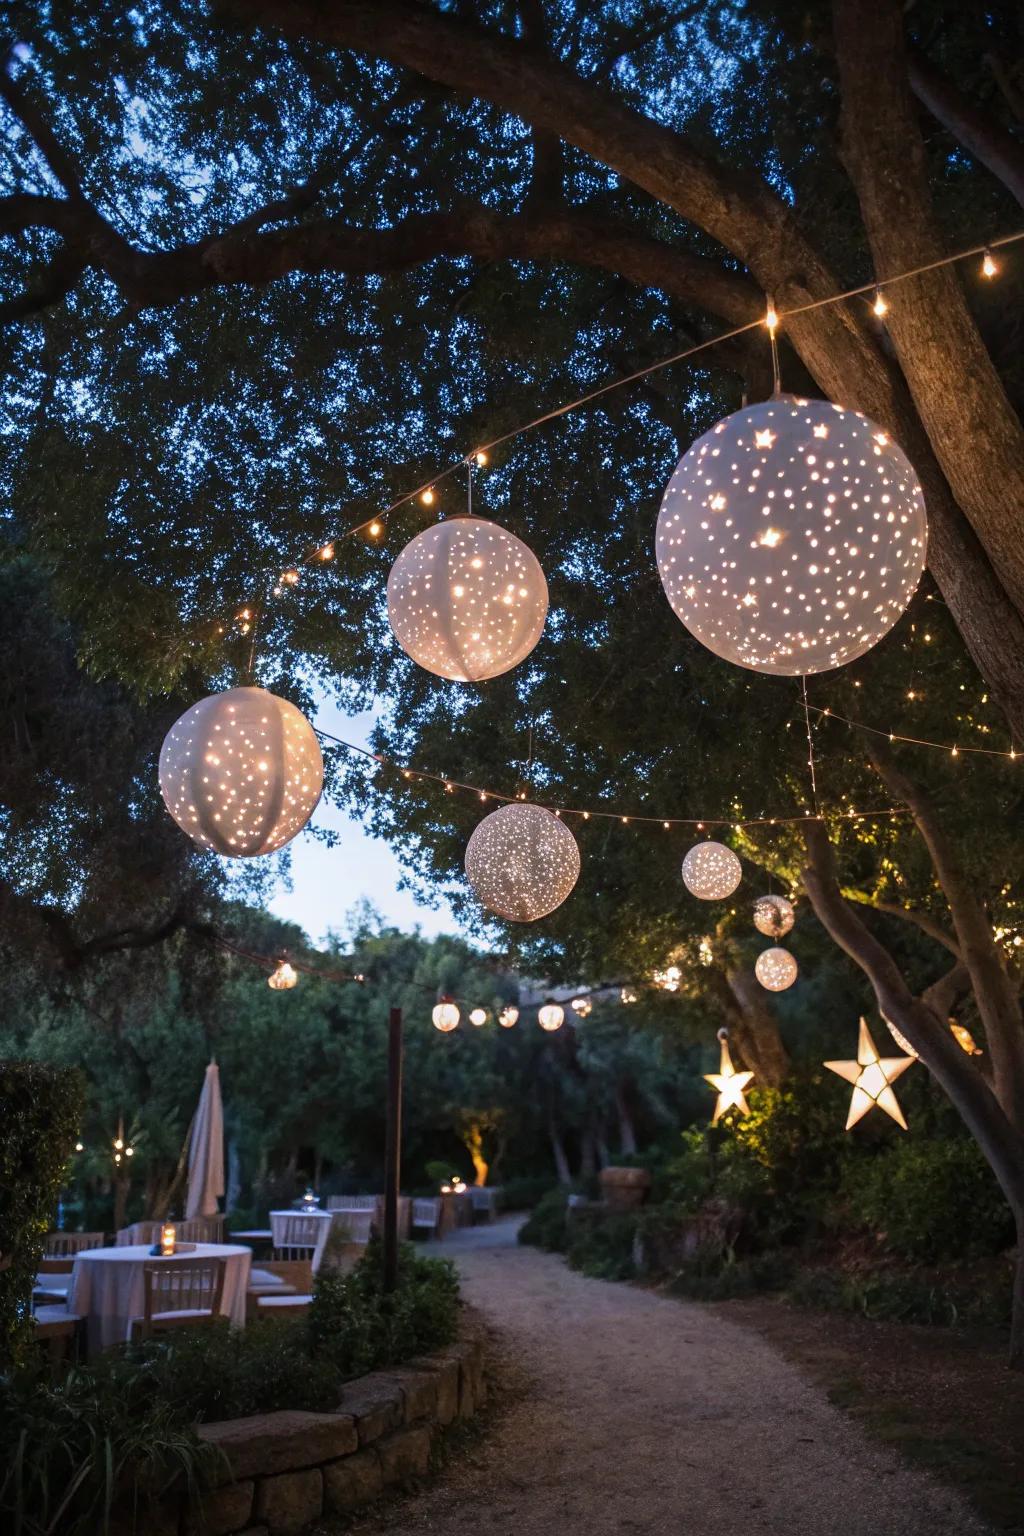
[465,803,580,922]
[753,894,795,938]
[754,946,798,991]
[386,515,548,682]
[682,841,742,900]
[656,395,927,675]
[159,687,323,857]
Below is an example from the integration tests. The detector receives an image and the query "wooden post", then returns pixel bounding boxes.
[383,1005,403,1293]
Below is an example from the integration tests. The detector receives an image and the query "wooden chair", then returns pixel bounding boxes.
[33,1255,75,1309]
[245,1258,304,1319]
[44,1231,104,1256]
[254,1258,314,1320]
[273,1214,320,1261]
[34,1306,81,1374]
[134,1257,226,1340]
[412,1198,441,1238]
[469,1187,498,1223]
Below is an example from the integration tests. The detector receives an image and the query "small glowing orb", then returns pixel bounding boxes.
[682,841,742,900]
[159,686,323,857]
[469,1008,487,1026]
[571,996,592,1016]
[538,1002,565,1031]
[656,395,927,674]
[432,999,460,1032]
[498,1006,519,1028]
[465,803,580,922]
[268,960,298,991]
[754,946,798,991]
[386,516,548,681]
[753,894,795,938]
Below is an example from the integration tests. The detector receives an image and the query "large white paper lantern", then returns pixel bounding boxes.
[159,686,323,857]
[682,841,742,900]
[656,395,927,675]
[465,803,580,922]
[386,515,548,682]
[538,1002,565,1032]
[753,894,795,938]
[755,946,798,991]
[432,999,460,1032]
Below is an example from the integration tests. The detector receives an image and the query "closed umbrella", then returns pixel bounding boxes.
[186,1060,225,1220]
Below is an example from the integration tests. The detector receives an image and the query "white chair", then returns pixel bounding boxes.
[327,1194,378,1211]
[133,1258,226,1340]
[273,1214,321,1261]
[44,1232,105,1256]
[253,1258,314,1320]
[412,1198,441,1238]
[117,1216,224,1247]
[469,1187,497,1223]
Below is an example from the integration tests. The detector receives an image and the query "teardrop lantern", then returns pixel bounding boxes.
[159,686,323,857]
[387,516,548,681]
[465,803,580,922]
[656,395,927,675]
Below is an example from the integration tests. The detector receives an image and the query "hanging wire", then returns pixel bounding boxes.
[800,677,820,816]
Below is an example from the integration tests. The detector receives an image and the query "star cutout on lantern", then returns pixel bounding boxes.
[705,1035,754,1125]
[824,1017,915,1130]
[754,428,776,449]
[812,423,829,438]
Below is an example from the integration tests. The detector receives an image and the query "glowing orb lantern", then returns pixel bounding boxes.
[753,894,795,938]
[754,946,798,991]
[538,1002,565,1032]
[469,1008,487,1027]
[268,960,298,991]
[386,516,548,682]
[432,999,460,1032]
[571,996,592,1017]
[656,395,927,674]
[682,841,742,900]
[498,1006,519,1028]
[465,803,580,922]
[159,687,323,856]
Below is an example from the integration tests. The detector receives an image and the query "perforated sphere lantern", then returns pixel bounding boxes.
[753,894,795,938]
[755,946,799,991]
[432,999,460,1033]
[159,686,323,857]
[465,803,580,922]
[682,840,742,901]
[538,1001,565,1032]
[656,395,927,675]
[386,515,548,682]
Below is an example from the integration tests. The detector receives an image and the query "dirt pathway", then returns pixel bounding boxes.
[352,1219,990,1535]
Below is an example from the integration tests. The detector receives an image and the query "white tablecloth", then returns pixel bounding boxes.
[270,1208,373,1268]
[67,1243,251,1353]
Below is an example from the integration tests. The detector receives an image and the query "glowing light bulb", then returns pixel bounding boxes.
[368,520,383,538]
[268,959,298,990]
[982,248,998,278]
[282,569,299,585]
[764,300,778,334]
[538,1001,564,1031]
[872,288,888,317]
[474,450,488,466]
[432,998,460,1032]
[421,488,435,506]
[319,543,335,561]
[469,1008,487,1026]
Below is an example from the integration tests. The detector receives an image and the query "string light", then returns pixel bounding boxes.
[982,248,998,278]
[281,569,299,586]
[420,489,435,506]
[368,520,383,538]
[538,1001,565,1031]
[805,702,1021,762]
[268,959,298,990]
[498,1005,519,1028]
[764,298,778,334]
[432,998,460,1033]
[319,543,335,561]
[469,1007,487,1026]
[872,288,888,318]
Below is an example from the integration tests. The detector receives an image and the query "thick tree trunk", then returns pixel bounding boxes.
[725,966,791,1087]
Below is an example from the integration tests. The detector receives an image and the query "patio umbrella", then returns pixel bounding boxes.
[185,1060,225,1219]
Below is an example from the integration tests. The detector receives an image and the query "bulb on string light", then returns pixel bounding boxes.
[465,803,580,921]
[754,946,798,991]
[474,451,488,466]
[319,544,335,561]
[764,298,778,334]
[282,569,299,586]
[571,996,592,1016]
[368,520,383,538]
[538,1001,564,1031]
[421,489,435,506]
[159,687,323,857]
[387,516,548,681]
[753,894,795,938]
[498,1005,519,1028]
[469,1008,487,1026]
[268,959,298,991]
[872,288,888,318]
[656,395,927,675]
[432,998,460,1033]
[682,841,742,900]
[982,248,998,278]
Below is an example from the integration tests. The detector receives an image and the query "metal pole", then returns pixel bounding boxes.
[383,1005,403,1293]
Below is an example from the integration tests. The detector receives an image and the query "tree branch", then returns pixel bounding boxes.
[0,44,85,199]
[908,46,1024,209]
[843,889,961,957]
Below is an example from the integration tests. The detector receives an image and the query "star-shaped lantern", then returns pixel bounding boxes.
[705,1033,754,1125]
[824,1017,915,1131]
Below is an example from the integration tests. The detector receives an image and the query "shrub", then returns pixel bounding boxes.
[0,1061,84,1370]
[518,1187,570,1251]
[845,1137,1015,1263]
[496,1175,557,1212]
[788,1263,1012,1329]
[669,1246,795,1302]
[565,1212,639,1281]
[310,1238,460,1373]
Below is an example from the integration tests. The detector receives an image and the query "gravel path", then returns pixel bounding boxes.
[355,1219,990,1536]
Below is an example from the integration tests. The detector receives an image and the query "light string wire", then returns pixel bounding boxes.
[315,724,908,829]
[806,702,1020,760]
[265,225,1024,566]
[800,677,820,815]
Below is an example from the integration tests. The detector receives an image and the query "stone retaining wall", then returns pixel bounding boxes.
[180,1315,487,1536]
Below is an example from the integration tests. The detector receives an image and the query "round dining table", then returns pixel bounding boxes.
[66,1242,252,1353]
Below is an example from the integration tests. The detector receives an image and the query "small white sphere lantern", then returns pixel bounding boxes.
[432,998,460,1032]
[753,894,795,938]
[755,946,798,991]
[538,1001,565,1032]
[465,803,580,922]
[682,841,742,900]
[469,1008,487,1027]
[498,1005,519,1028]
[656,395,927,675]
[386,515,548,682]
[159,686,323,857]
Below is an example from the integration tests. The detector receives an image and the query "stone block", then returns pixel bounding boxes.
[200,1411,356,1482]
[373,1367,438,1423]
[408,1354,460,1426]
[336,1377,403,1444]
[378,1424,432,1485]
[323,1448,383,1513]
[252,1468,322,1534]
[184,1479,255,1535]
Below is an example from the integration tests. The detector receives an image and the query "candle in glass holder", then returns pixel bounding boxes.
[161,1223,176,1256]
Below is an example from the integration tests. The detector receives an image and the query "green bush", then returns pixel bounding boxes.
[788,1263,1012,1329]
[0,1061,84,1370]
[668,1245,795,1301]
[518,1187,570,1251]
[566,1213,639,1281]
[496,1175,557,1212]
[845,1137,1015,1263]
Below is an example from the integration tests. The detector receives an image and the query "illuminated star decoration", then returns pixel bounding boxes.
[824,1017,915,1131]
[705,1034,754,1125]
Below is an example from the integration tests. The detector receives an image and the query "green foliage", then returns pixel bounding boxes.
[668,1246,795,1302]
[496,1175,558,1212]
[844,1138,1016,1264]
[518,1188,571,1252]
[789,1264,1013,1329]
[0,1061,84,1370]
[309,1238,460,1375]
[565,1212,639,1281]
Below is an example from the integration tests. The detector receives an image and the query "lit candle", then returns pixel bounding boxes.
[161,1223,176,1256]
